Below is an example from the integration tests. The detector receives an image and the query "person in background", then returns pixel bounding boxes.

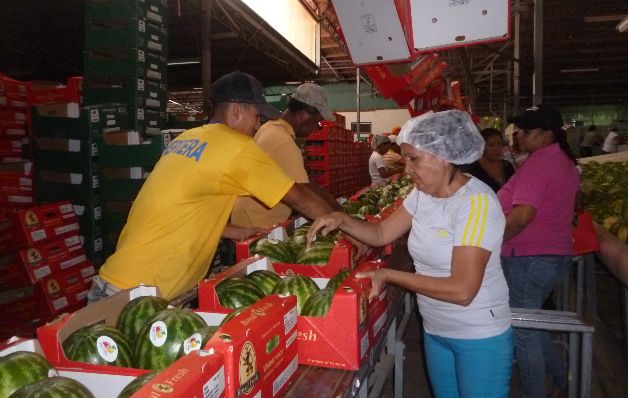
[463,128,515,193]
[602,127,623,154]
[383,142,405,169]
[498,105,580,398]
[87,71,339,302]
[503,130,528,169]
[231,83,339,229]
[369,135,404,186]
[579,124,603,157]
[309,110,513,397]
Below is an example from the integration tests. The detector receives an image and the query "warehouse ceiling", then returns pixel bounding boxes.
[0,0,627,116]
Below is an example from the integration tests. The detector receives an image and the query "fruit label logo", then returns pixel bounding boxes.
[150,321,168,347]
[96,336,119,362]
[152,383,174,393]
[236,341,259,397]
[46,279,60,294]
[182,332,202,355]
[26,248,43,265]
[359,293,368,325]
[24,211,39,227]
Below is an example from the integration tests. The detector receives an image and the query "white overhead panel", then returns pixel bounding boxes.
[401,0,509,53]
[332,0,411,65]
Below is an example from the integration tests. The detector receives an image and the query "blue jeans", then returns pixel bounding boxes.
[501,255,572,398]
[424,328,514,398]
[87,275,122,304]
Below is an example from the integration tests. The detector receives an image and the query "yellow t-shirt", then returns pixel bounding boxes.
[99,123,295,300]
[231,119,309,229]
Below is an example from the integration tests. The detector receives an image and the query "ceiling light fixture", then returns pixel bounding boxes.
[583,14,626,23]
[617,16,628,33]
[560,68,600,73]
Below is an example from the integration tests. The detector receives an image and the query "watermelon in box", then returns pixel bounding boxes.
[198,257,377,370]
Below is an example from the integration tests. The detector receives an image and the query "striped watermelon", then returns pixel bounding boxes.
[116,296,169,348]
[273,275,320,314]
[301,289,334,317]
[295,241,335,265]
[245,270,281,296]
[251,238,295,262]
[325,268,351,292]
[117,370,159,398]
[220,306,248,325]
[135,308,207,370]
[9,376,93,398]
[62,324,134,368]
[176,326,218,357]
[216,278,265,309]
[0,351,54,397]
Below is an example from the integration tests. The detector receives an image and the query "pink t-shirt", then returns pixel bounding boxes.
[497,143,580,256]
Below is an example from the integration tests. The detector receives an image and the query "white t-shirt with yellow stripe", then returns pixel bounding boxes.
[403,177,511,339]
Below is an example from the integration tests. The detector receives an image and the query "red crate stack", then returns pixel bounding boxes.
[305,113,372,198]
[0,201,94,340]
[0,75,34,208]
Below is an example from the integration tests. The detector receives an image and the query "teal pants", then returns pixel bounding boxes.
[424,327,514,398]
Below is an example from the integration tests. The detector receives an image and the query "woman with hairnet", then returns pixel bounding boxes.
[308,110,513,397]
[369,134,404,186]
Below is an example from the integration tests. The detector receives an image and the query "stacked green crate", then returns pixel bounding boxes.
[82,0,170,255]
[32,104,131,266]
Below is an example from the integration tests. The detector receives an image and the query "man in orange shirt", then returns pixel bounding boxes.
[231,83,339,229]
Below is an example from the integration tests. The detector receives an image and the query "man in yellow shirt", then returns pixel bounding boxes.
[231,83,339,229]
[88,72,338,301]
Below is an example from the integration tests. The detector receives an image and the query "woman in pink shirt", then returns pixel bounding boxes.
[497,105,580,398]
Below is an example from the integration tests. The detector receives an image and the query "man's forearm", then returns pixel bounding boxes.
[308,182,341,210]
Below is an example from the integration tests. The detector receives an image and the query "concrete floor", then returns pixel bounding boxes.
[382,248,628,397]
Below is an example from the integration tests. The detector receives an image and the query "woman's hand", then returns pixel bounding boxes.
[306,211,346,244]
[356,269,388,300]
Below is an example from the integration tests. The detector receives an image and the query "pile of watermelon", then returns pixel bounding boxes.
[0,351,94,397]
[216,268,351,316]
[343,176,414,217]
[60,296,221,372]
[251,224,340,265]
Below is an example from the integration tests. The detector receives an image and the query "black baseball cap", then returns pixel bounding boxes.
[211,71,281,119]
[507,104,563,131]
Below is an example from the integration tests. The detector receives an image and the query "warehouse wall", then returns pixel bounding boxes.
[336,109,411,136]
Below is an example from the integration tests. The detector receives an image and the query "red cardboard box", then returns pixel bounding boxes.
[0,337,225,398]
[203,294,299,398]
[27,77,83,105]
[0,264,93,321]
[198,257,373,370]
[0,201,80,254]
[0,75,28,97]
[0,235,87,289]
[38,285,298,398]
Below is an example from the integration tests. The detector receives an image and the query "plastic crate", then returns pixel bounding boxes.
[83,48,167,82]
[31,104,130,140]
[85,18,168,53]
[83,78,166,109]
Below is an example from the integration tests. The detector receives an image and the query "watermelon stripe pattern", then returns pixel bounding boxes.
[325,268,350,292]
[62,324,135,368]
[217,279,265,309]
[9,376,94,398]
[273,275,320,315]
[116,296,169,347]
[301,289,334,317]
[117,370,159,398]
[295,242,335,265]
[135,308,207,370]
[244,270,281,296]
[0,351,54,398]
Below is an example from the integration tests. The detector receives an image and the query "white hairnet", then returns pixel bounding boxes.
[397,110,484,165]
[371,134,391,150]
